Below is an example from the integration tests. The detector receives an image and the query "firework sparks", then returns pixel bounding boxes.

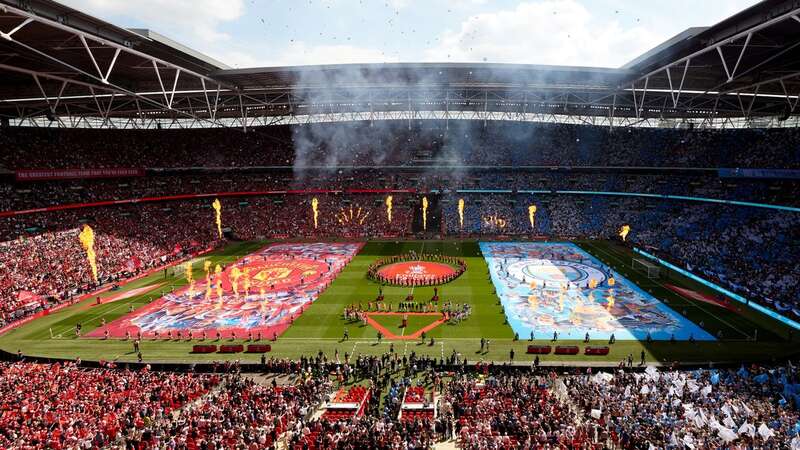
[483,214,507,229]
[337,205,371,225]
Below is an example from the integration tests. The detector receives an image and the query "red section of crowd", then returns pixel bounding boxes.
[443,374,595,449]
[0,362,217,449]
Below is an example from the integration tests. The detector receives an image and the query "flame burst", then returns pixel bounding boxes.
[422,196,429,230]
[204,261,212,300]
[212,198,222,238]
[214,264,223,300]
[78,224,98,282]
[458,198,465,229]
[337,205,371,225]
[230,266,241,299]
[242,268,251,296]
[385,195,393,223]
[185,261,194,296]
[483,214,507,229]
[311,197,319,229]
[619,224,631,241]
[528,205,537,230]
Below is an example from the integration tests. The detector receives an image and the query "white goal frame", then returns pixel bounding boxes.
[631,258,661,279]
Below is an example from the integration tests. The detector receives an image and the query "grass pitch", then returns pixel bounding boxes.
[1,239,797,366]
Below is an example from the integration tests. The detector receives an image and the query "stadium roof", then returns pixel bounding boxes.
[2,0,800,129]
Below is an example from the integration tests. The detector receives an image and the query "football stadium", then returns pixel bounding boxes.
[0,0,799,447]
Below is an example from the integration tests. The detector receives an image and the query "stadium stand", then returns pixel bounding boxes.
[1,0,799,448]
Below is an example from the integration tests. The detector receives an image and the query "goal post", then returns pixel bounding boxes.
[631,258,661,279]
[172,262,188,278]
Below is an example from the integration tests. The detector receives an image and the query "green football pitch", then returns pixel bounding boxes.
[1,239,797,366]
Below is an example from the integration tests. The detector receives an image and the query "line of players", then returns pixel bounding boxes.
[342,292,472,326]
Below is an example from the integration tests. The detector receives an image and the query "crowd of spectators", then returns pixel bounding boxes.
[117,372,331,449]
[0,361,218,449]
[0,203,217,328]
[442,373,591,449]
[0,357,798,449]
[3,170,800,212]
[567,364,800,449]
[2,121,800,170]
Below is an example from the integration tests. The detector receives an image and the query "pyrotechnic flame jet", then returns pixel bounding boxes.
[422,197,429,230]
[619,224,631,241]
[311,197,319,229]
[528,205,537,230]
[214,264,223,302]
[231,267,241,299]
[185,261,194,296]
[458,198,465,229]
[212,198,222,238]
[242,268,251,296]
[78,224,98,282]
[385,196,393,223]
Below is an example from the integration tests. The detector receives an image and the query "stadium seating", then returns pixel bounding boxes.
[0,361,218,449]
[3,121,800,169]
[0,356,796,448]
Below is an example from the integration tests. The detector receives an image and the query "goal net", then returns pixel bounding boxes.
[172,262,189,278]
[631,258,661,279]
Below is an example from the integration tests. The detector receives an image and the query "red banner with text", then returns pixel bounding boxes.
[15,168,145,181]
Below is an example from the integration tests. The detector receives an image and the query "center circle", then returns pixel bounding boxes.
[378,261,457,282]
[506,259,606,287]
[368,256,466,286]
